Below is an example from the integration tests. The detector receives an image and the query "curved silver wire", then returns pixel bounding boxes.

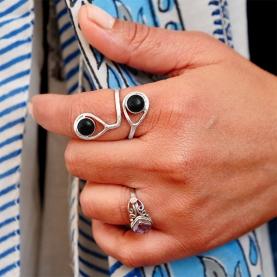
[73,88,122,140]
[122,92,149,139]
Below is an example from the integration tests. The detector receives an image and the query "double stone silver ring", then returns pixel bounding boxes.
[73,89,152,233]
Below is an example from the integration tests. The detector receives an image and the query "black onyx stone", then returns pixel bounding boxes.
[77,118,95,136]
[127,95,145,113]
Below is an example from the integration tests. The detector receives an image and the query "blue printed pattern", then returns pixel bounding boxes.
[209,0,233,47]
[0,0,34,276]
[63,0,263,277]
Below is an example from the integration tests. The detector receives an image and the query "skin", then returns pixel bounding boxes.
[30,5,277,268]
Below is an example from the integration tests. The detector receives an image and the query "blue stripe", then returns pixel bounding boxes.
[59,22,71,35]
[0,117,25,133]
[0,23,30,40]
[0,38,31,55]
[66,65,79,80]
[64,49,80,65]
[70,196,76,209]
[57,7,67,19]
[0,53,31,71]
[68,82,79,94]
[0,85,29,102]
[109,261,123,275]
[0,199,19,212]
[0,0,27,17]
[0,230,20,244]
[0,149,22,164]
[79,228,96,243]
[79,269,91,277]
[0,261,20,276]
[0,215,20,229]
[0,184,18,197]
[0,245,20,259]
[0,102,26,117]
[0,166,20,180]
[0,134,23,149]
[79,214,91,226]
[0,69,30,86]
[0,11,30,28]
[61,36,76,50]
[79,256,109,275]
[78,242,108,260]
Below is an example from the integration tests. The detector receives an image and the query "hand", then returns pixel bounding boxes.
[30,4,277,267]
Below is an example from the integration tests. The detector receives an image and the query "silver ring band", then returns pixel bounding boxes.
[122,92,149,139]
[127,188,152,234]
[73,88,122,140]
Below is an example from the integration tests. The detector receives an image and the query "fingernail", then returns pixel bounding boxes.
[85,4,115,30]
[28,102,34,119]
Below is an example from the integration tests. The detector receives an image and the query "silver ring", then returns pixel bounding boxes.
[127,188,152,234]
[73,88,122,140]
[122,92,149,139]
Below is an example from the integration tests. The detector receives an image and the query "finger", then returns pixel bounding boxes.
[78,4,228,76]
[92,220,187,268]
[80,183,130,225]
[65,139,147,184]
[30,84,162,140]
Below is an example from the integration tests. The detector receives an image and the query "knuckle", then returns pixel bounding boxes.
[79,189,93,218]
[64,141,82,177]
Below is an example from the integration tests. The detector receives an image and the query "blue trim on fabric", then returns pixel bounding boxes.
[79,214,91,226]
[79,228,96,243]
[70,196,76,209]
[78,242,108,260]
[66,64,79,80]
[109,261,123,275]
[0,149,22,164]
[0,38,31,55]
[0,134,23,149]
[0,246,20,260]
[0,230,20,244]
[0,24,30,40]
[57,7,68,19]
[79,256,109,275]
[0,86,28,102]
[0,184,19,197]
[64,49,80,65]
[0,0,27,18]
[0,199,19,212]
[79,269,91,277]
[0,117,25,133]
[68,82,79,94]
[0,215,20,229]
[0,102,26,117]
[0,11,30,28]
[0,260,20,276]
[0,70,30,86]
[61,36,76,50]
[0,53,31,71]
[0,165,20,180]
[59,22,72,35]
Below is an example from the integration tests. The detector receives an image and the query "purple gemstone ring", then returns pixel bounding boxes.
[127,188,153,234]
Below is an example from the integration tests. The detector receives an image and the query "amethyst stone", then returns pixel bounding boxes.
[133,219,152,234]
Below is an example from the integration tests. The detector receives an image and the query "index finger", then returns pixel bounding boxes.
[29,84,163,140]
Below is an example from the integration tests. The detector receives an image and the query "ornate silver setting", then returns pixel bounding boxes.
[73,88,122,140]
[122,92,149,139]
[127,188,152,234]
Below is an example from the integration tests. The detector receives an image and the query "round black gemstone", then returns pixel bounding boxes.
[77,118,95,136]
[127,95,145,113]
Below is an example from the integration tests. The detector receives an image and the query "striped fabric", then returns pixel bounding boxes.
[55,1,110,276]
[0,0,34,276]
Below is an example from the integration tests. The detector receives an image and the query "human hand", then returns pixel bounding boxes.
[29,4,277,267]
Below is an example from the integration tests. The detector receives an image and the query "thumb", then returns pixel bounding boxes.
[78,4,227,76]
